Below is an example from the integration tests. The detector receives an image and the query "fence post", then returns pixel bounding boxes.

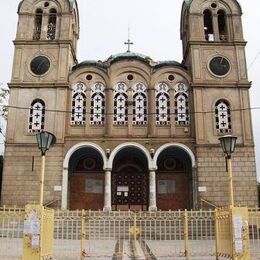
[184,209,189,260]
[215,208,219,260]
[231,207,251,260]
[22,204,54,260]
[81,209,86,260]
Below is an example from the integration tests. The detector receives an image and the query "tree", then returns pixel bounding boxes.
[0,83,9,120]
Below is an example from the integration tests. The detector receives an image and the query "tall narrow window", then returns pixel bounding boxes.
[71,83,87,125]
[215,100,232,133]
[33,9,43,40]
[114,82,128,125]
[174,83,190,125]
[90,83,105,125]
[29,99,45,132]
[203,9,214,41]
[133,83,147,125]
[155,83,170,125]
[47,8,57,40]
[218,10,228,41]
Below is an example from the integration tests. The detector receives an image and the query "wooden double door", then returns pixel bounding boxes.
[112,164,148,211]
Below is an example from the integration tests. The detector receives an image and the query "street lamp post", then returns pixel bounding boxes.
[36,131,56,206]
[219,135,237,207]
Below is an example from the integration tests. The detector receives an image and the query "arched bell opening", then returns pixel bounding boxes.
[156,146,192,210]
[68,147,104,210]
[111,147,149,211]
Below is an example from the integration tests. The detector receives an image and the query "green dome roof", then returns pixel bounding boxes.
[107,52,152,65]
[154,60,187,70]
[72,60,108,71]
[72,52,187,72]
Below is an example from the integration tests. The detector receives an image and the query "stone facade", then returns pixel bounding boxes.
[0,0,258,210]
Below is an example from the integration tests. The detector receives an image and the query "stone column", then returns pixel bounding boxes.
[149,170,157,211]
[105,88,113,136]
[148,88,156,137]
[192,167,198,210]
[103,170,112,211]
[61,167,68,209]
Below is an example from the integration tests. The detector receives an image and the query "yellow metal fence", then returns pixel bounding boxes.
[0,206,24,259]
[249,208,260,258]
[0,206,259,259]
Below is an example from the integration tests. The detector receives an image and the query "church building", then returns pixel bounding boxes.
[1,0,258,211]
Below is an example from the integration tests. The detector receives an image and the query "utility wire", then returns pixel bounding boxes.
[0,103,260,116]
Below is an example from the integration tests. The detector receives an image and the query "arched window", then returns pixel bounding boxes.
[133,83,147,125]
[203,9,214,41]
[114,82,128,125]
[47,8,57,40]
[90,83,105,125]
[155,83,170,125]
[33,9,43,40]
[215,100,232,133]
[71,83,87,125]
[218,10,228,41]
[28,99,45,132]
[174,83,190,125]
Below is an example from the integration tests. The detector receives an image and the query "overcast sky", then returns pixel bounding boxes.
[0,0,259,180]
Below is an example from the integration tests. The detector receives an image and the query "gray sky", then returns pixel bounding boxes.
[0,0,259,180]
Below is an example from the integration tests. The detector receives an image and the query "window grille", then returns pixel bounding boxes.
[215,100,232,133]
[133,83,147,125]
[90,83,105,125]
[71,83,87,125]
[174,83,190,125]
[29,99,45,132]
[114,82,128,125]
[155,83,170,125]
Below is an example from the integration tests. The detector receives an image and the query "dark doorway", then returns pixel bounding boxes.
[156,147,192,210]
[112,148,149,211]
[69,148,104,210]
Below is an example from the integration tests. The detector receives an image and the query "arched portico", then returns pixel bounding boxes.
[62,142,107,209]
[107,142,153,169]
[154,143,196,210]
[108,143,156,211]
[154,143,196,168]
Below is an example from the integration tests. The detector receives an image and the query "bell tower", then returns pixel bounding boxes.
[180,0,252,145]
[7,0,79,142]
[180,0,258,206]
[13,0,79,85]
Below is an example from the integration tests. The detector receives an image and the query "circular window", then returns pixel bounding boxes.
[127,74,134,81]
[211,3,217,8]
[83,158,96,170]
[86,74,93,81]
[164,158,177,170]
[168,74,175,81]
[209,56,230,76]
[30,56,50,75]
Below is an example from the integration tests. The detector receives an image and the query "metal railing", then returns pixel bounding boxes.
[0,206,24,259]
[0,206,259,259]
[249,210,260,258]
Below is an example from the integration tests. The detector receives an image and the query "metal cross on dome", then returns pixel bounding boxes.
[124,28,133,52]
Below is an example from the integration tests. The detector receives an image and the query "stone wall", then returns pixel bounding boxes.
[197,145,258,207]
[1,145,63,206]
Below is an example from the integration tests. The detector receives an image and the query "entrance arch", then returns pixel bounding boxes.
[62,143,107,210]
[111,145,150,211]
[154,144,195,210]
